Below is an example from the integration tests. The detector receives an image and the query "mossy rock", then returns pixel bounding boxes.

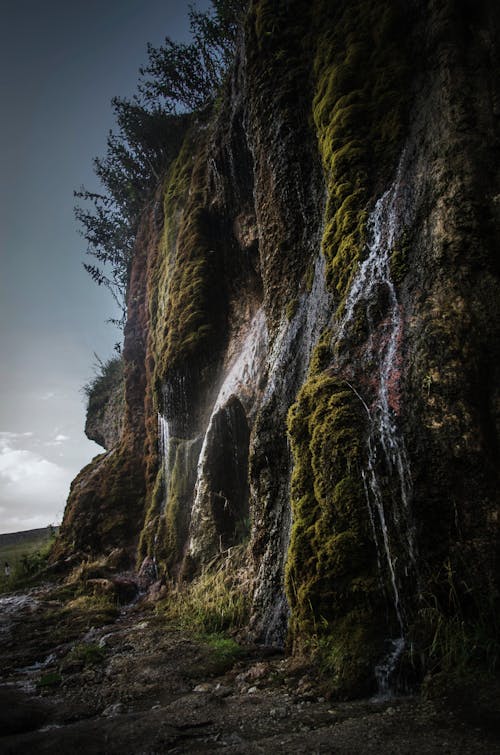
[286,366,386,695]
[311,0,410,305]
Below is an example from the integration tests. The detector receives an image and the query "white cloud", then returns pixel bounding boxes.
[0,433,72,533]
[45,432,70,447]
[0,448,63,483]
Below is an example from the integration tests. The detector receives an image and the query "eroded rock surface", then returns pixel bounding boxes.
[1,589,499,754]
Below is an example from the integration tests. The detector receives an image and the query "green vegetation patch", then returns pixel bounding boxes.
[311,0,410,307]
[0,528,57,591]
[149,124,226,398]
[67,642,106,667]
[37,672,62,690]
[157,544,250,635]
[83,355,124,415]
[286,367,385,696]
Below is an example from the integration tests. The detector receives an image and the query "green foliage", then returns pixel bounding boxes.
[412,559,499,676]
[1,530,57,591]
[140,1,245,113]
[200,634,244,673]
[18,543,52,576]
[37,672,62,689]
[75,110,188,321]
[75,1,245,321]
[82,354,124,411]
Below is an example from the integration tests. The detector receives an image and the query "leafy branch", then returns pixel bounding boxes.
[75,0,245,325]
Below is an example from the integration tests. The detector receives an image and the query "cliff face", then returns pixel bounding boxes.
[56,0,500,696]
[84,359,125,450]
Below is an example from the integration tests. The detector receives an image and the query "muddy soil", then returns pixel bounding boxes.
[1,587,499,754]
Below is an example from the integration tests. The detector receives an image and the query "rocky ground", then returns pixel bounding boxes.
[1,585,499,754]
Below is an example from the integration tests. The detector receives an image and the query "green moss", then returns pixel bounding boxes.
[149,124,225,398]
[55,438,145,560]
[390,228,411,284]
[277,0,411,695]
[286,363,385,695]
[139,435,202,575]
[312,0,409,307]
[304,261,315,293]
[314,610,384,697]
[137,467,164,561]
[286,297,299,321]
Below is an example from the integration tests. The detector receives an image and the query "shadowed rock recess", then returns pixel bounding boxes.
[54,0,500,697]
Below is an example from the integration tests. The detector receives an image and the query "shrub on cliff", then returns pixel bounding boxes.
[83,355,124,414]
[75,0,245,322]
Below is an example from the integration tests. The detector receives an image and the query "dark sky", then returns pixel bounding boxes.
[0,0,210,533]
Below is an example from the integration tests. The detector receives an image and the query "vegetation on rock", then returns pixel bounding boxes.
[75,0,244,321]
[51,0,500,705]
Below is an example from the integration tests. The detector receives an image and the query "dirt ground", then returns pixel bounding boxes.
[1,586,499,754]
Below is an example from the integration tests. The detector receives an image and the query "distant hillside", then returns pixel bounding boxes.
[0,526,57,548]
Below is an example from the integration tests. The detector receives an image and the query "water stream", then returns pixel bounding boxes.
[189,309,268,558]
[158,414,171,514]
[333,155,416,696]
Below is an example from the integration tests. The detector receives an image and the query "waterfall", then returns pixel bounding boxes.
[333,155,417,696]
[253,250,332,645]
[158,413,171,514]
[189,308,268,559]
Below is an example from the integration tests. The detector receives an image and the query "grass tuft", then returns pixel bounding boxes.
[157,544,251,635]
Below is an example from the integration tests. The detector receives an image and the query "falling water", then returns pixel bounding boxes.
[189,309,268,558]
[334,155,416,696]
[158,413,171,514]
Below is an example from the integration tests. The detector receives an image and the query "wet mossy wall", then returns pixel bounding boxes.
[280,0,411,692]
[312,0,410,307]
[286,374,383,695]
[149,124,228,432]
[57,0,500,697]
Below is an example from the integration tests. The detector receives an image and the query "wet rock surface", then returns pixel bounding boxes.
[1,588,499,754]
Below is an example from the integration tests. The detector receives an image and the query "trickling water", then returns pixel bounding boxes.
[374,637,406,701]
[334,155,416,695]
[253,251,332,645]
[158,413,171,514]
[265,251,331,402]
[189,309,268,559]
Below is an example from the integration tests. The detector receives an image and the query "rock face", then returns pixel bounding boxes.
[84,358,125,450]
[56,0,500,696]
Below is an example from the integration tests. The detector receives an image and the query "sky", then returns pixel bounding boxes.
[0,0,210,534]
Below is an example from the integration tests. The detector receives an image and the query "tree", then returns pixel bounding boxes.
[75,107,188,321]
[75,0,246,323]
[139,0,244,112]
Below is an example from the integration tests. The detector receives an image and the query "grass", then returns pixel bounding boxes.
[0,527,57,592]
[157,545,251,635]
[37,671,62,689]
[411,559,499,678]
[82,355,123,409]
[66,642,107,667]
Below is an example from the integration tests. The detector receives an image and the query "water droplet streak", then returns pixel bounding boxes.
[158,414,171,514]
[334,154,417,695]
